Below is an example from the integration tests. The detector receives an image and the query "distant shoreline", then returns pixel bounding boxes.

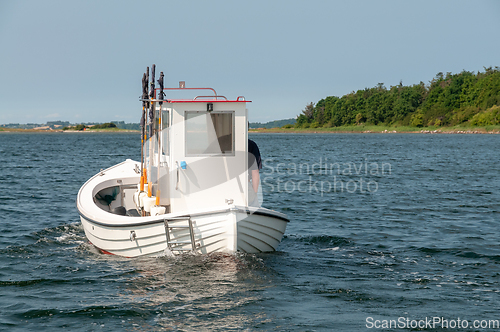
[0,128,139,133]
[1,127,499,135]
[62,129,139,133]
[250,124,500,134]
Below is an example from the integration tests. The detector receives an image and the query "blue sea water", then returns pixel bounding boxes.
[0,132,499,331]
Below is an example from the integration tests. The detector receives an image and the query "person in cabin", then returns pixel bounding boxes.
[248,138,262,206]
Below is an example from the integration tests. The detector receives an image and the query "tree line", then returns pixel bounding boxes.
[250,118,295,129]
[63,122,118,131]
[295,67,500,128]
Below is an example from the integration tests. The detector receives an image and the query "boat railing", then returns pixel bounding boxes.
[193,95,228,101]
[155,87,217,97]
[139,88,247,103]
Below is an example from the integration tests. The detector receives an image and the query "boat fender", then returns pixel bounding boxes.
[150,206,166,216]
[136,191,147,208]
[133,191,145,208]
[133,191,139,206]
[143,196,156,213]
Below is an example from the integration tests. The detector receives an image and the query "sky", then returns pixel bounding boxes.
[1,0,499,124]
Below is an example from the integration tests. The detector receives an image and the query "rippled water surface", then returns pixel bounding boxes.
[1,132,499,331]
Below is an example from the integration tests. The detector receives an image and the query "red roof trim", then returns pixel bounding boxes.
[166,99,251,103]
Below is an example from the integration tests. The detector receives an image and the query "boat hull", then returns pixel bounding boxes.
[77,160,289,258]
[80,207,288,257]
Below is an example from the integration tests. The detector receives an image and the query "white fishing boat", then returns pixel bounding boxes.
[76,65,289,257]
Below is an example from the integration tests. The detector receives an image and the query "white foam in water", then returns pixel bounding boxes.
[319,247,339,251]
[56,233,71,242]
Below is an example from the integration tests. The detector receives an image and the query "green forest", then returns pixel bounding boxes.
[295,67,500,129]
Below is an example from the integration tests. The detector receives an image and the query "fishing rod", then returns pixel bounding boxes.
[140,71,148,193]
[138,69,149,216]
[156,71,165,207]
[147,65,156,199]
[144,67,150,189]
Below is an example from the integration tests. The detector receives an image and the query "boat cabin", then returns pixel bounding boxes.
[142,87,254,215]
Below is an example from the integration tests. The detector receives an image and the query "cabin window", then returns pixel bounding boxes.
[185,111,234,156]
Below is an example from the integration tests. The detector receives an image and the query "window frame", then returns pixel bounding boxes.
[184,110,235,157]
